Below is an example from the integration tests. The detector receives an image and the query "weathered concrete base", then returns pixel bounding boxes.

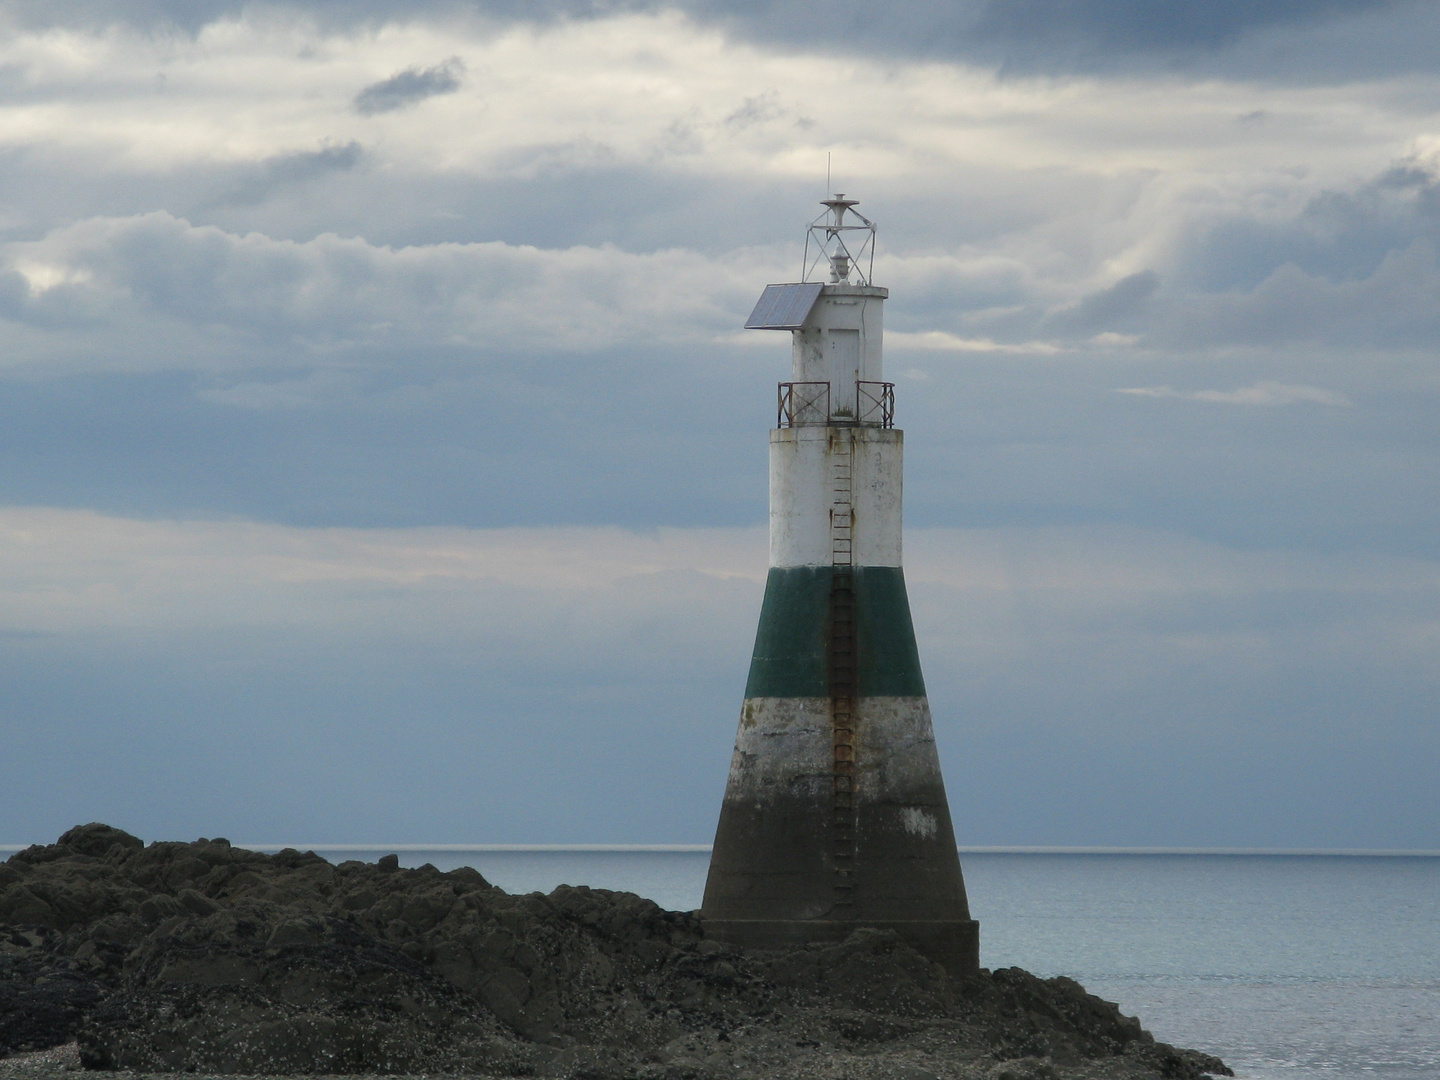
[703,917,981,980]
[701,693,980,976]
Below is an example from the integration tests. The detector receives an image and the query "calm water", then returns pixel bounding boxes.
[297,850,1439,1080]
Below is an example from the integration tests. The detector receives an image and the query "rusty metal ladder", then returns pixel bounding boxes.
[829,439,858,914]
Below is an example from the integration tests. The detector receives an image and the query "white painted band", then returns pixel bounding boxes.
[728,696,943,806]
[769,426,903,568]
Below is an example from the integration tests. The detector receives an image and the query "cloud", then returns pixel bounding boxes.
[0,509,769,844]
[217,142,363,207]
[966,0,1398,62]
[1156,241,1440,350]
[0,211,766,370]
[1043,271,1159,336]
[886,331,1061,354]
[0,0,1438,850]
[1175,149,1440,294]
[0,8,1406,191]
[6,508,1430,689]
[0,7,1435,556]
[0,3,1430,351]
[0,0,1428,858]
[1117,381,1352,406]
[2,509,1437,845]
[354,57,465,115]
[2,0,1436,92]
[0,507,766,635]
[2,507,1431,703]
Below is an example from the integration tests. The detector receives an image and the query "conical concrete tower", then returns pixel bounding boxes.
[701,196,979,976]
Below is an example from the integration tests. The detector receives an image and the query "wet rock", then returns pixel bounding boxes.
[0,929,103,1055]
[988,1058,1057,1080]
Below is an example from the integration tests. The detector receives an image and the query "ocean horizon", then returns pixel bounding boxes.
[204,846,1440,855]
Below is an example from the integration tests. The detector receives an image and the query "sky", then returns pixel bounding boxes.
[1,0,1438,849]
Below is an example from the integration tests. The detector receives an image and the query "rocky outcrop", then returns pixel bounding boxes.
[0,824,1231,1079]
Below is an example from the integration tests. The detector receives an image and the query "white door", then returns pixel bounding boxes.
[826,329,860,418]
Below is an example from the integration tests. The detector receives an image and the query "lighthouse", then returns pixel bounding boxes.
[701,196,979,976]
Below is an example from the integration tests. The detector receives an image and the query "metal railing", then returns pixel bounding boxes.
[778,380,895,429]
[777,381,831,428]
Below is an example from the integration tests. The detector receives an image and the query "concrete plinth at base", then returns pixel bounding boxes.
[703,918,980,980]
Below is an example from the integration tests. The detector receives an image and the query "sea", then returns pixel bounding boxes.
[275,847,1440,1080]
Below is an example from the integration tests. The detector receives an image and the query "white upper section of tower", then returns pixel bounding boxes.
[744,195,889,425]
[788,282,887,420]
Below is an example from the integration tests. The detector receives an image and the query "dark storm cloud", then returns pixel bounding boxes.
[970,0,1396,53]
[0,0,600,36]
[0,0,1426,79]
[0,0,467,34]
[673,0,1410,76]
[354,59,465,115]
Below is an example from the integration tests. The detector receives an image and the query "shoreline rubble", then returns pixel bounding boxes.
[1,824,1232,1079]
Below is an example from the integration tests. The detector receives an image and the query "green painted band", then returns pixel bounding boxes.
[744,565,927,698]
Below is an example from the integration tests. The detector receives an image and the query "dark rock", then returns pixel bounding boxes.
[988,1058,1056,1080]
[56,826,144,860]
[1126,1040,1236,1079]
[175,889,218,918]
[0,825,1233,1079]
[77,935,529,1074]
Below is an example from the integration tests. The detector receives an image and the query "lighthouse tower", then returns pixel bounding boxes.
[701,197,979,976]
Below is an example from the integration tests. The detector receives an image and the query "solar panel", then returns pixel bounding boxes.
[744,282,824,330]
